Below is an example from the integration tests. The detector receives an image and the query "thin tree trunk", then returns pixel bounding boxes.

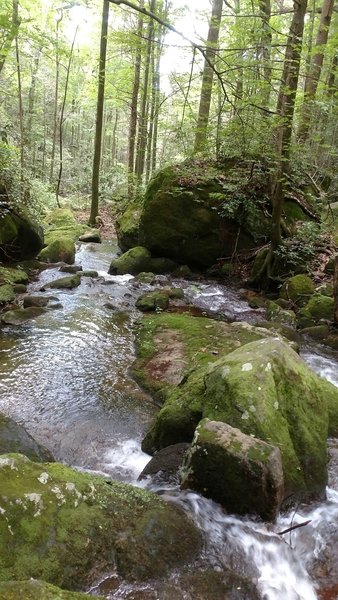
[0,0,20,76]
[193,0,223,154]
[258,0,272,108]
[50,10,63,184]
[271,0,308,250]
[27,45,42,153]
[15,36,24,184]
[128,0,144,195]
[111,109,119,166]
[56,26,78,206]
[334,255,338,326]
[298,0,334,141]
[90,0,109,225]
[145,40,156,183]
[135,0,155,185]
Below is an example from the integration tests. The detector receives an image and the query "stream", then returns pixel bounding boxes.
[0,240,338,600]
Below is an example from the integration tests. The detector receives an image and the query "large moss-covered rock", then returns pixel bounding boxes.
[139,159,272,268]
[0,580,100,600]
[43,209,86,245]
[109,246,152,275]
[0,415,53,462]
[38,238,75,265]
[266,300,296,327]
[302,294,335,322]
[181,419,284,520]
[0,454,201,589]
[0,266,29,285]
[0,209,43,261]
[115,204,141,252]
[140,327,338,502]
[279,274,314,307]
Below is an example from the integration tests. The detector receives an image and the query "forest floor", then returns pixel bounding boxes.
[75,204,116,239]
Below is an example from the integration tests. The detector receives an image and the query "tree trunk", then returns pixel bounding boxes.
[258,0,272,108]
[15,35,24,185]
[90,0,109,225]
[298,0,334,141]
[193,0,223,154]
[50,9,63,185]
[135,0,155,186]
[271,0,308,251]
[27,46,42,155]
[56,26,78,206]
[0,0,20,76]
[334,255,338,326]
[128,0,144,195]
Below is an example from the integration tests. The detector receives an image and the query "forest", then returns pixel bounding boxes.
[1,1,338,600]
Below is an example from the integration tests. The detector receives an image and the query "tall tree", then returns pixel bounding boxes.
[0,0,20,77]
[128,0,144,195]
[298,0,335,141]
[193,0,223,154]
[90,0,110,225]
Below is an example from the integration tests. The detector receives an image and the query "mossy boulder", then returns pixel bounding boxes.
[140,326,338,503]
[181,419,284,520]
[0,580,100,600]
[0,266,29,285]
[43,209,86,245]
[0,454,201,589]
[0,415,53,462]
[279,274,314,307]
[136,290,170,312]
[139,159,271,268]
[0,284,15,304]
[42,274,81,290]
[115,204,141,252]
[302,295,335,322]
[38,238,75,265]
[109,246,152,275]
[1,307,47,325]
[266,300,296,327]
[0,209,44,261]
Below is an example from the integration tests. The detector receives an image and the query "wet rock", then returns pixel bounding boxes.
[23,295,52,308]
[1,307,47,325]
[279,274,314,307]
[38,237,76,265]
[134,272,156,284]
[139,443,190,484]
[109,246,152,275]
[48,302,63,310]
[136,290,170,312]
[0,580,98,600]
[301,325,331,341]
[59,264,83,274]
[171,264,193,278]
[300,295,334,323]
[0,454,201,589]
[79,231,101,243]
[140,324,338,503]
[0,414,53,462]
[161,286,184,299]
[81,270,99,278]
[181,420,284,521]
[148,257,178,274]
[12,283,27,293]
[42,274,81,290]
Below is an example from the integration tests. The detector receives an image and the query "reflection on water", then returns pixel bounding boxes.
[0,241,155,476]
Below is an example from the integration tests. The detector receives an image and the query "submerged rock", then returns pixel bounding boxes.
[1,307,47,325]
[23,295,52,308]
[181,419,284,520]
[0,415,53,462]
[59,264,83,274]
[0,454,201,588]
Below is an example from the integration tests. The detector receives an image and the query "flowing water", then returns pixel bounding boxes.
[0,241,338,600]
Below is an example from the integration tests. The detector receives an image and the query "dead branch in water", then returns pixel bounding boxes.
[277,519,312,536]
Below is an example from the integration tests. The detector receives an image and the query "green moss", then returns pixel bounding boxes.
[0,455,200,589]
[43,274,81,290]
[136,291,170,312]
[109,246,152,275]
[0,214,18,244]
[266,300,296,327]
[0,266,29,285]
[304,295,334,322]
[280,274,314,307]
[115,204,141,252]
[0,284,15,304]
[1,307,47,325]
[0,579,98,599]
[38,238,75,264]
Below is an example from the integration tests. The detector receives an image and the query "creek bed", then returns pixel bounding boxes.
[0,240,338,600]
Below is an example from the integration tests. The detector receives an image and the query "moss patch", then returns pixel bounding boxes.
[0,579,98,599]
